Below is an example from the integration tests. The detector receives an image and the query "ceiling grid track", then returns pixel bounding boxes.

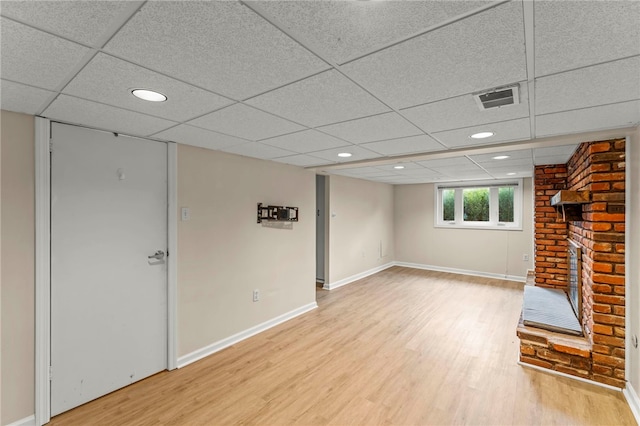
[241,0,452,154]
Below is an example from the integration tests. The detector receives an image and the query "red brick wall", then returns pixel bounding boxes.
[534,165,569,288]
[531,139,626,387]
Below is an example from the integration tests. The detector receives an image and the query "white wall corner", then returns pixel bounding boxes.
[34,116,51,425]
[394,261,526,283]
[177,302,318,368]
[624,382,640,425]
[167,142,178,371]
[6,415,36,426]
[323,262,395,290]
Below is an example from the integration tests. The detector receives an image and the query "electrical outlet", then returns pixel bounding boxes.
[523,254,529,261]
[253,289,259,302]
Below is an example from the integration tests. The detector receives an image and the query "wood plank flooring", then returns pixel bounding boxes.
[50,267,636,425]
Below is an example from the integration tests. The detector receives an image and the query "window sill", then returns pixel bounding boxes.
[434,223,523,231]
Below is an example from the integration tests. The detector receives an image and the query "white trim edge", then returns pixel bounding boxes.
[323,262,394,290]
[177,302,318,368]
[35,116,51,426]
[6,415,36,426]
[167,142,178,370]
[518,361,622,392]
[624,382,640,424]
[394,261,526,283]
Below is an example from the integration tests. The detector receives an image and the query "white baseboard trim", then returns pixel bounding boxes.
[623,382,640,424]
[177,302,318,368]
[323,262,394,290]
[6,415,36,426]
[518,361,622,392]
[394,261,526,283]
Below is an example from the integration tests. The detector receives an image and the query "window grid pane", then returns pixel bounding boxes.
[463,188,489,222]
[499,186,515,222]
[442,189,455,221]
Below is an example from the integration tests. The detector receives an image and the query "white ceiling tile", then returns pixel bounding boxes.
[219,142,297,161]
[63,53,233,122]
[392,168,445,178]
[432,118,531,148]
[481,164,533,175]
[334,166,388,176]
[260,130,349,153]
[535,1,640,77]
[152,124,248,151]
[337,170,398,178]
[341,1,526,108]
[1,18,91,90]
[439,169,493,179]
[479,160,533,172]
[536,101,640,138]
[536,57,640,115]
[417,157,475,169]
[1,80,54,115]
[373,176,428,184]
[188,103,305,141]
[533,145,579,160]
[534,156,573,167]
[376,162,426,172]
[0,1,141,47]
[246,70,390,127]
[43,95,176,137]
[489,170,533,179]
[104,2,328,100]
[361,135,445,156]
[318,112,422,144]
[469,149,533,164]
[249,1,493,64]
[272,154,330,167]
[401,83,530,133]
[309,145,381,163]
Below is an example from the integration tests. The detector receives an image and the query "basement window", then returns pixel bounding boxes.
[435,179,522,230]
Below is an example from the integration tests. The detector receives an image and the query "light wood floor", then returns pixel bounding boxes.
[50,267,636,425]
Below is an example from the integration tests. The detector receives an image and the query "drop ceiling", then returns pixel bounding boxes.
[1,0,639,184]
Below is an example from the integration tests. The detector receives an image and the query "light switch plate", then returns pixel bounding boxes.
[181,207,191,221]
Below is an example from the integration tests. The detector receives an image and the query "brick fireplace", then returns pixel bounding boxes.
[518,139,626,388]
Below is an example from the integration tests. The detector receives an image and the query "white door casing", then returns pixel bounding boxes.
[50,123,167,416]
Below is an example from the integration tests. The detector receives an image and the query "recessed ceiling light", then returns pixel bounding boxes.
[337,152,352,158]
[131,89,167,102]
[394,165,405,169]
[470,131,494,139]
[493,155,510,160]
[507,172,516,176]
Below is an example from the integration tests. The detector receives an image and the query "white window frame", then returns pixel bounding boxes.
[435,179,523,230]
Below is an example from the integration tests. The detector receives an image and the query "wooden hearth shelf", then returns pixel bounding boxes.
[550,190,590,206]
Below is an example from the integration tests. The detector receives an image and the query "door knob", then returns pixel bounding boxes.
[148,250,165,260]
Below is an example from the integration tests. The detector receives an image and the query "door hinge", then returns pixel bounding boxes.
[49,365,53,381]
[49,140,53,152]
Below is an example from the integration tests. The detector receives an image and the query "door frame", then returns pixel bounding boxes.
[34,118,178,425]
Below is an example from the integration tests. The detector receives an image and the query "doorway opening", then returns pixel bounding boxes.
[316,175,327,287]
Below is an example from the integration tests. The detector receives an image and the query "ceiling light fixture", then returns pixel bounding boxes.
[394,165,405,169]
[131,89,167,102]
[337,152,352,158]
[470,131,494,139]
[507,172,517,176]
[493,155,510,160]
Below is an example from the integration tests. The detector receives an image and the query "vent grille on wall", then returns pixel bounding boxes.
[474,85,519,110]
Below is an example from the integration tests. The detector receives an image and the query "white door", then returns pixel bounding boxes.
[50,123,167,416]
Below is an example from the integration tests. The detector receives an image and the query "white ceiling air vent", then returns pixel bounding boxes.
[474,85,519,110]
